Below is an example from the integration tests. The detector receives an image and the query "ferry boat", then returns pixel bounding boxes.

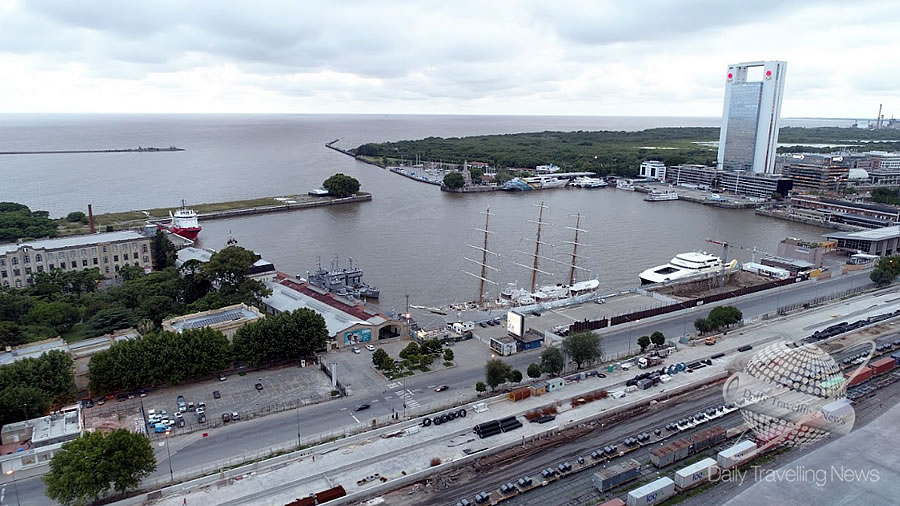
[501,176,568,191]
[156,201,201,240]
[644,190,678,202]
[639,252,734,285]
[616,179,635,191]
[572,176,608,188]
[306,256,380,299]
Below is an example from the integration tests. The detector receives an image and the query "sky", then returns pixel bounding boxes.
[0,0,897,117]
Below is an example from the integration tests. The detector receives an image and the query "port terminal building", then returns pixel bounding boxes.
[262,274,408,350]
[825,225,900,257]
[664,164,792,198]
[0,230,152,289]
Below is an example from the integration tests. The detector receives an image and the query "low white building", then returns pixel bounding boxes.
[535,164,561,174]
[640,160,667,181]
[1,405,82,475]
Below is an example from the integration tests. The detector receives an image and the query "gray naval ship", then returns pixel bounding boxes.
[305,256,380,299]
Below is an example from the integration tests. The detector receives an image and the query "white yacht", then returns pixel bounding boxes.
[644,190,678,201]
[616,179,635,191]
[521,176,569,189]
[500,279,601,305]
[572,176,608,188]
[639,252,724,285]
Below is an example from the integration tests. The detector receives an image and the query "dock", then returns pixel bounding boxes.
[0,146,184,155]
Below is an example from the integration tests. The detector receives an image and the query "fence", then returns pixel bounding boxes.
[570,276,803,334]
[777,283,876,315]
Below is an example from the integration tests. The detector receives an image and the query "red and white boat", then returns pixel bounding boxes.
[156,201,202,240]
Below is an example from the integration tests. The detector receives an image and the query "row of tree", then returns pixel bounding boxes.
[694,306,743,334]
[637,331,667,352]
[870,255,900,286]
[0,350,75,427]
[372,340,453,374]
[0,202,58,242]
[233,308,328,367]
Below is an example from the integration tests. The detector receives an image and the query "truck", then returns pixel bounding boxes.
[704,336,717,346]
[638,356,663,369]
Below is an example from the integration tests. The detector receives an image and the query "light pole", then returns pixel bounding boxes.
[5,469,21,506]
[296,408,302,448]
[164,431,174,481]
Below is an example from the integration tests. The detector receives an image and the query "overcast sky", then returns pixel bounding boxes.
[1,0,897,117]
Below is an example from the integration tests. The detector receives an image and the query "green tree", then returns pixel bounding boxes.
[443,172,465,189]
[650,331,666,348]
[443,348,454,362]
[694,317,712,334]
[527,362,543,381]
[0,290,33,323]
[637,335,651,352]
[0,385,51,427]
[508,369,523,383]
[475,381,487,393]
[26,301,81,333]
[469,167,483,183]
[151,229,177,269]
[65,211,88,223]
[44,429,156,505]
[0,202,58,242]
[871,267,895,286]
[0,321,25,348]
[562,331,602,369]
[322,173,361,197]
[0,350,75,425]
[398,341,421,359]
[372,348,392,370]
[540,347,565,377]
[83,307,138,338]
[485,359,512,391]
[420,354,435,368]
[139,295,174,326]
[200,246,270,307]
[231,309,327,368]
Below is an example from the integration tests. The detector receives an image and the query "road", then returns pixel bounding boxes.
[7,270,876,505]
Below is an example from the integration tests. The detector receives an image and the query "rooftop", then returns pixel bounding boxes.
[0,338,66,366]
[825,225,900,241]
[175,246,214,266]
[263,281,369,336]
[629,477,674,497]
[0,230,146,255]
[0,407,82,446]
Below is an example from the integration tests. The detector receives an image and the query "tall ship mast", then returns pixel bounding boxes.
[564,213,590,286]
[463,208,499,305]
[513,201,556,293]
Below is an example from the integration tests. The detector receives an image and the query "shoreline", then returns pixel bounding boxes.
[59,193,372,235]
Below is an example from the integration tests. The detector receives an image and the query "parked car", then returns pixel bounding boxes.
[127,392,136,399]
[213,390,221,399]
[174,412,183,420]
[198,414,207,423]
[231,411,240,421]
[82,399,94,408]
[154,425,169,433]
[187,401,195,411]
[365,344,375,352]
[139,390,147,398]
[177,395,187,412]
[352,346,361,354]
[219,374,227,381]
[197,401,206,410]
[355,403,371,411]
[96,397,106,406]
[176,418,185,428]
[479,322,488,328]
[116,393,128,402]
[255,383,264,391]
[196,407,205,416]
[222,413,232,423]
[435,385,450,392]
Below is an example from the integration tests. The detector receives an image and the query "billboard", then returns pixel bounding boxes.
[507,311,525,337]
[344,328,372,344]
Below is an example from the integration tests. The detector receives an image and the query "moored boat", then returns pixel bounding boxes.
[645,190,679,201]
[156,200,201,240]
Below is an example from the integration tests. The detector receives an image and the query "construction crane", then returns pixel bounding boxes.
[705,238,729,288]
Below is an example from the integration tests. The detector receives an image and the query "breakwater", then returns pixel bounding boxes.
[0,146,184,155]
[189,194,371,221]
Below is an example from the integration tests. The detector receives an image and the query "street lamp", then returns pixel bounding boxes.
[5,469,21,506]
[296,408,302,448]
[164,430,174,481]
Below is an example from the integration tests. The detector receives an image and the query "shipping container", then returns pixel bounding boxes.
[530,383,548,396]
[869,357,896,376]
[637,378,653,390]
[597,499,626,506]
[845,367,873,387]
[891,352,900,366]
[592,459,641,492]
[315,485,347,503]
[650,438,692,468]
[717,440,757,469]
[689,426,726,453]
[675,458,718,490]
[626,477,675,506]
[821,399,853,423]
[508,388,531,402]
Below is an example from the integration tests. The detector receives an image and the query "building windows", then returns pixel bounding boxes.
[103,256,108,264]
[142,244,148,253]
[37,265,44,272]
[13,268,20,276]
[49,263,54,270]
[58,252,65,260]
[25,267,31,274]
[113,255,119,262]
[23,255,29,264]
[11,257,18,265]
[143,256,150,263]
[0,258,4,267]
[81,249,87,257]
[15,280,21,288]
[93,258,98,265]
[92,247,98,255]
[104,266,109,274]
[82,259,88,267]
[102,246,107,253]
[1,280,7,287]
[35,254,42,262]
[112,245,118,253]
[1,271,6,278]
[114,265,120,272]
[132,243,138,251]
[123,253,129,260]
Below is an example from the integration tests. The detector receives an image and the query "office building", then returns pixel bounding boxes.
[665,164,719,188]
[780,154,849,192]
[639,161,666,181]
[0,231,152,289]
[717,60,787,174]
[717,170,792,198]
[825,226,900,256]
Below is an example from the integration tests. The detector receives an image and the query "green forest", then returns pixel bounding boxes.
[353,126,900,177]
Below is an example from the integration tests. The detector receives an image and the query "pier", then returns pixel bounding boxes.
[0,146,184,155]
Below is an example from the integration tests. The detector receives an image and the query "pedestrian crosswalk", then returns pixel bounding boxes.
[394,389,420,409]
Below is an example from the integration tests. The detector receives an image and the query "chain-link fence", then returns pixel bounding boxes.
[777,283,876,315]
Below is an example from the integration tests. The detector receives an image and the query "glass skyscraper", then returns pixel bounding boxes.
[716,61,787,174]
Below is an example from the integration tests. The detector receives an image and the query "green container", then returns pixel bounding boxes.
[607,365,614,373]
